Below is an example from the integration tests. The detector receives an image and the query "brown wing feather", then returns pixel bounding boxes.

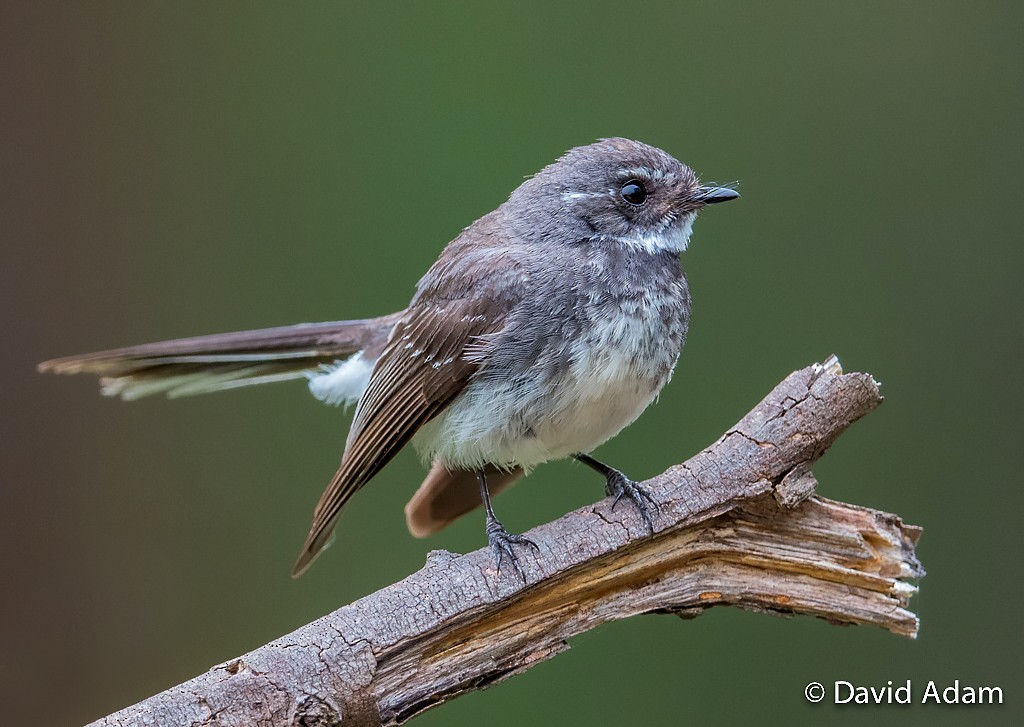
[291,300,506,576]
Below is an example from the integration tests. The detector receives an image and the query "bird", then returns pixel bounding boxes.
[38,138,739,578]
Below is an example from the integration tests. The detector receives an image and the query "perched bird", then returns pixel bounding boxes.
[38,138,739,577]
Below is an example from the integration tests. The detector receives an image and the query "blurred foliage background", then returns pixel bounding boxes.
[2,2,1021,725]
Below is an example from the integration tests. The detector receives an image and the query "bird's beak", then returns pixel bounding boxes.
[697,186,740,205]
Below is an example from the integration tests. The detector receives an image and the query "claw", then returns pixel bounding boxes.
[486,516,537,580]
[604,471,659,534]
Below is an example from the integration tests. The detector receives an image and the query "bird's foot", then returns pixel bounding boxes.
[604,470,659,534]
[485,515,539,580]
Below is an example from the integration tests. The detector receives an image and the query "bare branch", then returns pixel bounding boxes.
[88,356,924,727]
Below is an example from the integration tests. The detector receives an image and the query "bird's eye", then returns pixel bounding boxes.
[620,180,647,205]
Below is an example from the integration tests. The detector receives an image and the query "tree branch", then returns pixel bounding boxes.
[89,356,924,727]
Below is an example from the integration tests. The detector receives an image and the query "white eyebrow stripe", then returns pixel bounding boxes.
[618,166,665,180]
[561,191,606,202]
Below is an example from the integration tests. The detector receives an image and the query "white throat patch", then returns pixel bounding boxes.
[612,211,697,254]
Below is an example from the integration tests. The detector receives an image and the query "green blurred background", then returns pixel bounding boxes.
[2,2,1021,725]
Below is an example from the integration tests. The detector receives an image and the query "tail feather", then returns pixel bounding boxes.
[99,364,312,400]
[405,462,524,537]
[38,312,402,399]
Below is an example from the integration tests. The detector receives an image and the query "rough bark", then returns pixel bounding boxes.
[89,356,924,727]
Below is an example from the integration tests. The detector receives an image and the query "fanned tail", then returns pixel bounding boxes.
[37,312,402,400]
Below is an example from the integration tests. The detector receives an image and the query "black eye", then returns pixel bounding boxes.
[620,179,647,205]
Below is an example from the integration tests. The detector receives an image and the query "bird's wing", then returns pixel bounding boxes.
[292,292,513,576]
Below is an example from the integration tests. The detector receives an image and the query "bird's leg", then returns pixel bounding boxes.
[478,469,538,579]
[573,453,659,533]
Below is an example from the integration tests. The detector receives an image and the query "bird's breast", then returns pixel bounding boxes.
[534,286,686,452]
[414,257,691,470]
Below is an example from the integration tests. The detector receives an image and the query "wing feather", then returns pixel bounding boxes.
[292,298,508,576]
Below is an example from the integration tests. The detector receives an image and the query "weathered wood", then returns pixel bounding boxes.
[89,356,924,727]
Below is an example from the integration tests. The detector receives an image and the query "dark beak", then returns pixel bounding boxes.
[697,186,740,205]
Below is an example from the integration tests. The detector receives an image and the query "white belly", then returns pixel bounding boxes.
[413,318,678,471]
